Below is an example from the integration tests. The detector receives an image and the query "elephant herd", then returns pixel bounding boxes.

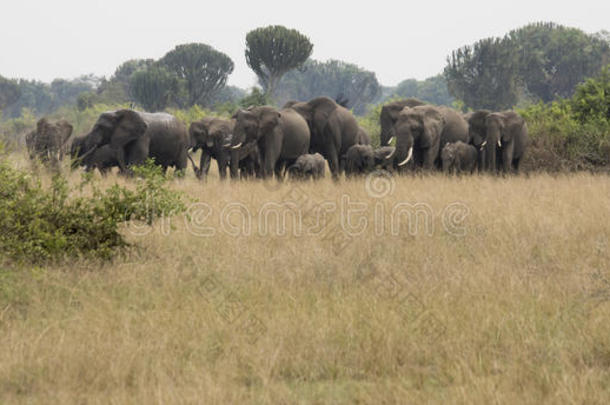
[25,96,529,180]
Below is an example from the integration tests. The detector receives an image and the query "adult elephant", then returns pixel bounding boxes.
[189,117,234,180]
[379,98,426,146]
[468,110,529,173]
[26,118,73,168]
[284,97,359,179]
[230,106,310,179]
[357,126,371,145]
[388,105,469,170]
[77,110,189,174]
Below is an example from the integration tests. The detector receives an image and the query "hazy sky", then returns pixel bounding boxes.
[2,1,608,88]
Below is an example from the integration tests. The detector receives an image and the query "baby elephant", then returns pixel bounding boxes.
[288,153,326,180]
[373,146,396,171]
[441,141,478,174]
[345,144,375,177]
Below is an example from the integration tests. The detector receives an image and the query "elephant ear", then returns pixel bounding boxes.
[420,109,444,149]
[57,120,73,142]
[309,97,339,135]
[114,110,148,139]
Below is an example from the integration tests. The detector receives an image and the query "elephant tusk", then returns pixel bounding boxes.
[223,143,231,147]
[231,142,243,150]
[386,148,396,159]
[497,139,502,148]
[387,136,395,145]
[398,146,413,167]
[481,141,487,147]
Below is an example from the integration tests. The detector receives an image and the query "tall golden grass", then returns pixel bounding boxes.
[1,160,609,404]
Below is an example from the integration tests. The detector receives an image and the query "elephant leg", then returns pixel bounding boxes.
[326,149,340,180]
[501,144,513,174]
[199,150,212,180]
[217,155,228,180]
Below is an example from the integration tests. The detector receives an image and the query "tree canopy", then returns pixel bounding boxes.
[160,43,234,107]
[130,66,182,112]
[245,25,313,98]
[275,59,380,115]
[392,74,454,106]
[444,22,610,110]
[0,76,21,111]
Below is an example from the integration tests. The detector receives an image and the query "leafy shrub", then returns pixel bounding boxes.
[0,156,186,264]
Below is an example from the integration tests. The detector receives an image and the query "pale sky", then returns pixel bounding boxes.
[1,1,608,88]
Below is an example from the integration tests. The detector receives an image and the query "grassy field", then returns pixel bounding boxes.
[1,160,609,403]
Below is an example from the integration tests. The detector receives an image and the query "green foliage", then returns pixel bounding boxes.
[0,108,37,149]
[391,74,454,106]
[0,156,186,264]
[275,59,380,115]
[444,37,520,110]
[1,76,99,119]
[571,65,610,122]
[245,25,313,97]
[239,88,271,108]
[510,22,610,102]
[519,68,610,170]
[445,22,610,110]
[356,103,383,148]
[160,43,234,107]
[0,75,21,110]
[130,65,183,112]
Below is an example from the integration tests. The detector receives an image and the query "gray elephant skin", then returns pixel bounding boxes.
[357,127,371,145]
[373,146,396,171]
[379,98,426,146]
[288,153,326,180]
[230,106,310,179]
[389,105,469,170]
[345,144,375,177]
[26,118,73,169]
[284,97,359,179]
[441,141,478,174]
[77,110,189,174]
[189,117,234,179]
[468,110,529,174]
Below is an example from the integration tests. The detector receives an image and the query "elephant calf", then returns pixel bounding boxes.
[345,144,375,177]
[441,141,478,174]
[287,153,325,180]
[373,146,396,171]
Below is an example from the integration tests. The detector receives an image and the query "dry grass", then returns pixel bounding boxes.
[1,159,609,404]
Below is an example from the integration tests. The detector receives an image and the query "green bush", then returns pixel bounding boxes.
[0,156,186,264]
[518,67,610,171]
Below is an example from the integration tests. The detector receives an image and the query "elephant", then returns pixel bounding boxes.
[388,105,469,171]
[345,144,375,177]
[189,117,234,180]
[26,118,73,169]
[373,146,396,171]
[468,110,529,173]
[88,144,119,175]
[287,153,326,180]
[357,127,371,145]
[77,110,190,174]
[284,97,359,179]
[441,141,478,174]
[230,106,310,180]
[379,98,426,146]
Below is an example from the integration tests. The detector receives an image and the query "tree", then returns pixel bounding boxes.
[245,25,313,98]
[275,59,380,115]
[444,37,521,110]
[130,66,182,112]
[571,64,610,122]
[392,75,454,106]
[509,22,610,102]
[95,59,155,104]
[0,76,21,111]
[160,43,234,107]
